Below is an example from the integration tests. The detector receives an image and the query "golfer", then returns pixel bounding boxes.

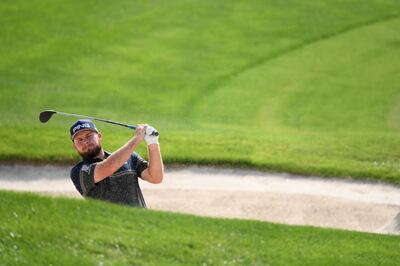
[70,119,163,207]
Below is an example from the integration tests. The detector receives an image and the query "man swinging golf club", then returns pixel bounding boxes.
[70,119,163,208]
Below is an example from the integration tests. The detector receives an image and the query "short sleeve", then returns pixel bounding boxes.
[79,163,97,196]
[134,153,148,177]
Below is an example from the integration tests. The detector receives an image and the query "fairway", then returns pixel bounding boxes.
[1,1,400,182]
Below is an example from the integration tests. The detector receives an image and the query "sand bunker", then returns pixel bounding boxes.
[0,164,399,235]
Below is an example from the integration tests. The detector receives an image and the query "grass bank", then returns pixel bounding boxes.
[0,190,399,265]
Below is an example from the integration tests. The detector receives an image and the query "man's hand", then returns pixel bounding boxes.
[135,124,147,142]
[145,125,159,145]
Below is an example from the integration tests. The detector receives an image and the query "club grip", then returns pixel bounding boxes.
[128,124,159,136]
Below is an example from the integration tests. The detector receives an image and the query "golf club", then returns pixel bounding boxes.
[39,110,159,136]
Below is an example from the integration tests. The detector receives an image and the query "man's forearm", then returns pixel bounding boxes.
[146,144,164,183]
[94,136,141,182]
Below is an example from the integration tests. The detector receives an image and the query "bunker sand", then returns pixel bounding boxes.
[0,164,399,235]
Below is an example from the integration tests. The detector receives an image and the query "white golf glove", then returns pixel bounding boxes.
[145,126,159,145]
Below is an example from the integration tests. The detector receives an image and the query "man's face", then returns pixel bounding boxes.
[72,130,102,159]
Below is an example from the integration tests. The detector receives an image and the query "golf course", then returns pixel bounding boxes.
[1,0,400,265]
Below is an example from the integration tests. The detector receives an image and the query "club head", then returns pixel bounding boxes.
[39,110,57,123]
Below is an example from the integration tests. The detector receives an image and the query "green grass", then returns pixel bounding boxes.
[1,0,400,182]
[0,190,399,265]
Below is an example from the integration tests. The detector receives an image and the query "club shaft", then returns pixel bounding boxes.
[56,111,136,130]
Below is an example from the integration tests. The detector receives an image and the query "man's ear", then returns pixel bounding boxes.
[98,132,102,141]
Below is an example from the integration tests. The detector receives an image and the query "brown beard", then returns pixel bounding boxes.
[79,145,102,160]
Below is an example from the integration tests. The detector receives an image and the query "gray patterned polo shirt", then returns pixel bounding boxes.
[70,151,148,208]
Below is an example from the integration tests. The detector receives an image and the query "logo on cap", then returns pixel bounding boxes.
[70,119,98,140]
[72,123,92,134]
